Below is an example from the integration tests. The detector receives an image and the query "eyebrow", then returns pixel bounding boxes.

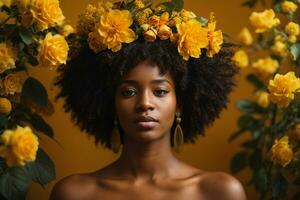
[120,79,173,85]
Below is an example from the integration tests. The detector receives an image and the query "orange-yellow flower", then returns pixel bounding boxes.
[271,136,293,167]
[206,14,223,57]
[0,126,39,167]
[249,9,280,33]
[237,27,253,45]
[255,91,270,108]
[268,72,300,108]
[96,9,136,52]
[176,19,208,60]
[281,1,298,13]
[232,49,249,68]
[252,57,279,80]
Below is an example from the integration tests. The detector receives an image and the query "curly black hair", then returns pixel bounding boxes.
[55,38,237,150]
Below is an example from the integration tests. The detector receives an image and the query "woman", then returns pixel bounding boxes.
[50,0,246,199]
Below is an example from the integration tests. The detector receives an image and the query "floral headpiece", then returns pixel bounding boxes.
[76,0,223,61]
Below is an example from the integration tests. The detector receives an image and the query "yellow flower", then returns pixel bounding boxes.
[180,9,196,22]
[61,24,75,37]
[135,12,148,25]
[285,22,299,36]
[157,24,172,40]
[149,15,160,27]
[255,91,270,108]
[133,0,144,9]
[237,27,253,45]
[231,50,249,68]
[271,41,287,57]
[271,136,293,167]
[38,33,69,69]
[0,43,17,73]
[0,126,38,167]
[249,9,280,33]
[281,1,298,13]
[0,73,22,95]
[206,13,223,57]
[159,12,169,26]
[96,9,136,52]
[0,97,12,114]
[30,0,65,31]
[268,72,300,108]
[143,29,157,42]
[176,19,208,60]
[88,31,106,53]
[168,16,182,27]
[289,35,297,43]
[252,57,279,80]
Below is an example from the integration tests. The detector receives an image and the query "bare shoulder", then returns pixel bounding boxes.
[198,171,247,200]
[49,174,97,200]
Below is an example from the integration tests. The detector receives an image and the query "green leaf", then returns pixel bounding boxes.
[196,16,208,26]
[248,150,262,170]
[246,74,266,89]
[273,3,281,13]
[0,114,8,130]
[172,0,184,11]
[241,140,258,148]
[30,113,54,138]
[0,167,30,200]
[25,148,55,185]
[18,27,33,45]
[228,128,246,142]
[230,152,248,173]
[272,173,288,198]
[290,43,300,61]
[254,168,268,193]
[21,77,48,107]
[238,115,256,130]
[236,100,265,113]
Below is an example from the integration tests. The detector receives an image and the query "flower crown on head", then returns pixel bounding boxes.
[76,0,223,61]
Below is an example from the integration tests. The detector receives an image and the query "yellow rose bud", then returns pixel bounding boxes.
[232,50,249,68]
[170,33,179,43]
[30,0,65,31]
[0,97,12,114]
[0,43,17,73]
[281,1,298,13]
[271,41,287,57]
[237,27,253,45]
[61,24,75,37]
[285,22,299,36]
[289,35,297,43]
[159,12,169,26]
[249,9,280,33]
[149,15,160,27]
[255,91,270,108]
[140,24,150,31]
[21,10,34,27]
[268,72,300,108]
[143,29,157,42]
[38,33,69,69]
[0,74,22,95]
[0,126,39,167]
[168,16,182,27]
[180,9,197,21]
[252,57,279,80]
[271,136,293,167]
[157,24,172,40]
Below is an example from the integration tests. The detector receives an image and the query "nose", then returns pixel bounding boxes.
[136,90,154,112]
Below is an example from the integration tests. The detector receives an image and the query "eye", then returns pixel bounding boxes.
[121,88,136,97]
[154,88,169,97]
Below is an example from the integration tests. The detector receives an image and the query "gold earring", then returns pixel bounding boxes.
[173,112,184,153]
[110,120,121,153]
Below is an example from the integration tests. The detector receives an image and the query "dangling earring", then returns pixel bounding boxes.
[173,112,184,153]
[110,120,121,153]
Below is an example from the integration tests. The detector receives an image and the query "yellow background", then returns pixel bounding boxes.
[26,0,260,199]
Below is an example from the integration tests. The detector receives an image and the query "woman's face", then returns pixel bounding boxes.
[115,61,177,143]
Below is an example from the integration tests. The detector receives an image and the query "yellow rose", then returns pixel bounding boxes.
[285,22,299,36]
[149,15,160,27]
[157,24,172,40]
[38,33,69,69]
[87,31,106,53]
[159,12,169,26]
[252,57,279,80]
[206,14,223,57]
[232,50,249,68]
[0,97,12,114]
[30,0,65,31]
[177,19,209,60]
[0,126,39,167]
[237,27,253,45]
[168,16,182,27]
[61,24,75,37]
[143,29,157,42]
[271,136,293,167]
[0,73,22,95]
[249,9,280,33]
[0,43,17,73]
[255,91,270,108]
[281,1,298,13]
[96,9,136,52]
[271,41,287,57]
[268,72,300,108]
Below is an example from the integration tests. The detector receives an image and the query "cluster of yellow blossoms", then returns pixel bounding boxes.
[77,0,223,61]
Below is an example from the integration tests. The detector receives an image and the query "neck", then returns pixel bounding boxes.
[115,134,181,181]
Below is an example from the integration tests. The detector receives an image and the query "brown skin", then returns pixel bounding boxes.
[50,62,247,200]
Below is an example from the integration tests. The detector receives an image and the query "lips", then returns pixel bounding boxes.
[133,116,158,130]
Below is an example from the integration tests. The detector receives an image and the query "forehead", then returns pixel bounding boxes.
[121,61,173,83]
